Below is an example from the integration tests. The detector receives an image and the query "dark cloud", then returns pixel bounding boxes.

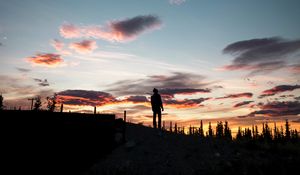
[238,101,300,118]
[233,101,254,108]
[33,78,49,87]
[69,40,97,54]
[16,67,31,73]
[57,89,117,106]
[107,72,210,96]
[60,15,161,42]
[123,95,149,103]
[159,88,210,98]
[110,15,161,39]
[223,37,280,54]
[292,119,300,123]
[216,92,253,99]
[222,37,300,75]
[259,85,300,98]
[26,53,63,67]
[163,97,210,108]
[279,95,295,98]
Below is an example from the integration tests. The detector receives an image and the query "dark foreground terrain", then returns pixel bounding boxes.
[2,110,299,175]
[88,123,300,175]
[1,110,123,175]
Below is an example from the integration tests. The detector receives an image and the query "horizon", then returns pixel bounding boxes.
[1,0,300,131]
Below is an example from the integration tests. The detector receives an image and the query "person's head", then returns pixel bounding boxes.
[153,88,158,94]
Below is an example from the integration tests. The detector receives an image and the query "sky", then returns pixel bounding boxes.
[1,0,300,132]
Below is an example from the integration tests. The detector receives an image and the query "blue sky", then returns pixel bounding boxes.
[1,0,300,130]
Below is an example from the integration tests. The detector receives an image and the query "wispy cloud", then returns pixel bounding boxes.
[239,101,300,118]
[69,40,98,54]
[159,88,210,98]
[33,78,49,87]
[51,39,64,51]
[221,37,300,76]
[26,53,63,67]
[16,67,31,73]
[169,0,186,5]
[0,75,54,108]
[233,101,254,108]
[216,92,253,99]
[107,72,210,96]
[288,64,300,73]
[59,15,161,42]
[259,84,300,98]
[59,23,81,39]
[163,97,210,109]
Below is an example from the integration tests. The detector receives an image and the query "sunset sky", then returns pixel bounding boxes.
[1,0,300,132]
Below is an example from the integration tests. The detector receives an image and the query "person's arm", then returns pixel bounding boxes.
[159,95,164,111]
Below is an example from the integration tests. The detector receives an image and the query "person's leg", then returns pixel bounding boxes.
[158,110,161,129]
[153,111,157,129]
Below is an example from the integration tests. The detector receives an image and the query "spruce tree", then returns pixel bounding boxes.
[0,94,3,110]
[199,120,204,137]
[208,122,213,137]
[285,119,291,140]
[33,96,42,111]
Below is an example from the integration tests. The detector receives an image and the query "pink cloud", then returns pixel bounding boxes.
[51,39,64,51]
[59,15,161,42]
[26,53,63,67]
[59,23,82,38]
[69,40,98,54]
[288,64,300,73]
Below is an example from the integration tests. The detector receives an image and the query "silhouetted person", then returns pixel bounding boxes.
[151,88,164,129]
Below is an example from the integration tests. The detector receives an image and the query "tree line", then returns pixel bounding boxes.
[162,119,299,142]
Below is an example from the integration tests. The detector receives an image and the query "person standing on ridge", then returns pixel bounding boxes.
[151,88,164,129]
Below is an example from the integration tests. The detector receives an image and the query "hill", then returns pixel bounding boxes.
[88,123,300,175]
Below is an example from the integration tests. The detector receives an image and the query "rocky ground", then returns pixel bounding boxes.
[86,123,300,175]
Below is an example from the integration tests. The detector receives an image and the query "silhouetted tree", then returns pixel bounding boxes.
[285,119,291,140]
[279,126,284,140]
[262,122,272,141]
[254,125,259,140]
[291,129,299,141]
[244,128,252,140]
[273,122,281,140]
[199,120,204,137]
[33,96,42,111]
[224,121,232,139]
[0,94,3,110]
[216,121,224,138]
[208,122,213,137]
[236,127,242,140]
[46,93,57,112]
